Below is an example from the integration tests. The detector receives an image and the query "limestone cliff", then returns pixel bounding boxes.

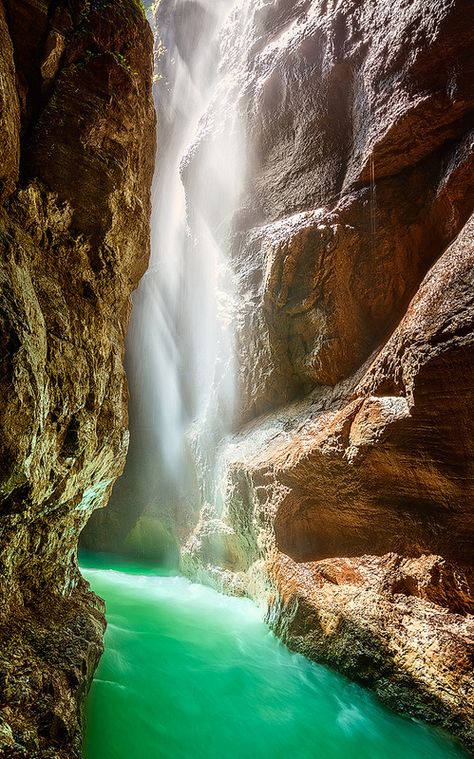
[79,0,474,751]
[0,0,155,755]
[179,0,474,749]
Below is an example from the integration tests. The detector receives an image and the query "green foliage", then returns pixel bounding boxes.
[77,0,146,24]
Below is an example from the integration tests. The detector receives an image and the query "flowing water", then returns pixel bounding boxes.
[82,4,469,758]
[81,554,466,759]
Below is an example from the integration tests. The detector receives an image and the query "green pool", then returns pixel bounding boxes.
[81,554,466,759]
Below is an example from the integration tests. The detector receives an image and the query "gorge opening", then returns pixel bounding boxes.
[79,1,474,757]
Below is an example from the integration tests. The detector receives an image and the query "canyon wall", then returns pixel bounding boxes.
[179,0,474,749]
[0,0,155,755]
[79,0,474,751]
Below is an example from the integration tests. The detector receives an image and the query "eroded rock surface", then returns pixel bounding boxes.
[180,0,474,750]
[266,552,474,749]
[0,0,155,755]
[184,214,474,750]
[224,0,474,422]
[77,0,474,750]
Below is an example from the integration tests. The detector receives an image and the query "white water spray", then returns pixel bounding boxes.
[125,0,247,529]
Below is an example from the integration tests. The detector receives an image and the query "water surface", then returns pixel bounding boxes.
[81,554,466,759]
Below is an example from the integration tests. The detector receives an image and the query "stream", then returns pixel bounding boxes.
[81,553,466,759]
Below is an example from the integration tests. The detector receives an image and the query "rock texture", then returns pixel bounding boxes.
[0,0,155,755]
[179,0,474,750]
[266,552,474,748]
[77,0,474,750]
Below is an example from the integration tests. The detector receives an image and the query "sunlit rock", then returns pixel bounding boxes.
[0,0,155,754]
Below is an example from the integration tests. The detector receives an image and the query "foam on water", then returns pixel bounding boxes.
[81,554,467,759]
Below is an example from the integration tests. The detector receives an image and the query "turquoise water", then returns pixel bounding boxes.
[81,554,466,759]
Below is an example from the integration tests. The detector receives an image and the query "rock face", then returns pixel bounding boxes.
[0,0,155,755]
[179,0,474,750]
[266,552,474,748]
[76,0,473,751]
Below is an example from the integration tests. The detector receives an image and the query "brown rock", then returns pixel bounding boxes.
[266,551,474,750]
[0,0,155,755]
[178,0,474,421]
[185,209,474,752]
[77,0,474,749]
[0,2,20,199]
[180,0,474,749]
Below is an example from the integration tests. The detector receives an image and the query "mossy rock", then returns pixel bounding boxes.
[124,515,179,567]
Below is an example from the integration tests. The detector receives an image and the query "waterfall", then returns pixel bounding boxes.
[120,0,246,545]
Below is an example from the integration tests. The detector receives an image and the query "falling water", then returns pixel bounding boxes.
[121,0,246,538]
[81,6,472,757]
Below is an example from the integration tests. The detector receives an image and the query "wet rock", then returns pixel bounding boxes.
[222,0,474,421]
[186,210,474,751]
[0,2,20,199]
[0,0,155,755]
[181,0,474,749]
[77,0,474,749]
[265,551,474,750]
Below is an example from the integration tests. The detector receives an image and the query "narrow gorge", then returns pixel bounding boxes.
[0,0,473,757]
